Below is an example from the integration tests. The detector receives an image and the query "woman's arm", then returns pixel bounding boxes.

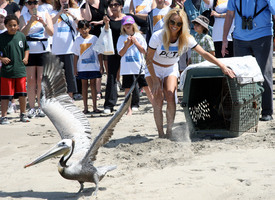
[15,10,21,19]
[40,12,54,36]
[19,14,36,35]
[129,0,135,15]
[52,9,63,24]
[193,44,235,78]
[81,1,92,21]
[103,15,110,30]
[146,47,160,94]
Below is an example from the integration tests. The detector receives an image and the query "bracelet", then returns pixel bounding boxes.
[43,24,47,28]
[73,17,77,21]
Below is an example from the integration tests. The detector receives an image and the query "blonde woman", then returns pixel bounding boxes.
[146,8,235,139]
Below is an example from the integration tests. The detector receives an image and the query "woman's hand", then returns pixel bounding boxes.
[90,20,104,26]
[221,66,235,78]
[103,15,110,30]
[37,15,45,25]
[151,79,161,95]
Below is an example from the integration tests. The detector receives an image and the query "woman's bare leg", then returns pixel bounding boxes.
[163,75,178,139]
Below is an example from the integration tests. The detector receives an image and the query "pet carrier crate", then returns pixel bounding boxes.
[181,66,264,138]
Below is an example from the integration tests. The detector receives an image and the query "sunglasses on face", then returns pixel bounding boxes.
[108,3,120,8]
[27,1,38,5]
[169,19,183,27]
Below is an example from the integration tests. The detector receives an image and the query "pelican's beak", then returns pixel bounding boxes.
[24,141,70,168]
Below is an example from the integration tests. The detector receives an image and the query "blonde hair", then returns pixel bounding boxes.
[163,8,191,55]
[120,23,140,35]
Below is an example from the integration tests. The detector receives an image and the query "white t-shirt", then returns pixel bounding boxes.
[72,35,100,72]
[152,6,170,33]
[38,3,53,13]
[117,32,147,75]
[22,11,51,53]
[51,8,81,55]
[205,0,234,42]
[123,0,131,13]
[132,0,153,14]
[149,30,197,65]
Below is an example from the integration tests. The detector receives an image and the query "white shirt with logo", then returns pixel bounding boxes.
[51,8,80,55]
[149,29,197,65]
[72,35,100,72]
[117,32,147,75]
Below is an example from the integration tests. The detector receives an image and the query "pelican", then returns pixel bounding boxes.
[24,54,134,195]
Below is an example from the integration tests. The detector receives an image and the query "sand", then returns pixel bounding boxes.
[1,65,275,200]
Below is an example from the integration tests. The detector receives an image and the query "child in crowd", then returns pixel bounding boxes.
[190,15,215,64]
[0,15,30,124]
[72,20,103,114]
[117,15,151,115]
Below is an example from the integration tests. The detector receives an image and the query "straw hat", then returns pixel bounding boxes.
[192,15,209,31]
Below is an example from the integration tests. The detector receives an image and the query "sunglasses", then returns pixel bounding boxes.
[169,19,183,27]
[26,1,38,5]
[108,3,120,8]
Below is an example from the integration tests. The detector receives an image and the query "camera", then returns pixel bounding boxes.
[63,3,68,9]
[242,16,253,30]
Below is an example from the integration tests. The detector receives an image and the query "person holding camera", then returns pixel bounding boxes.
[222,0,275,121]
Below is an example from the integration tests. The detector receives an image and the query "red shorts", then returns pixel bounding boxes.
[0,77,27,99]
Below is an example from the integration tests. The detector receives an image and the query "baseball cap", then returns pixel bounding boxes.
[121,15,135,25]
[0,8,7,17]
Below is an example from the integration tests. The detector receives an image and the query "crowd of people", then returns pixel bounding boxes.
[0,0,274,139]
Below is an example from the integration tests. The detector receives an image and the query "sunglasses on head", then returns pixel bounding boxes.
[169,19,183,27]
[27,1,38,5]
[108,3,120,7]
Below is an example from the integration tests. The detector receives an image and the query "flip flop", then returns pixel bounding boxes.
[92,109,102,114]
[83,110,90,114]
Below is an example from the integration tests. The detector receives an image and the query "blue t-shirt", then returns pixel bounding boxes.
[227,0,275,41]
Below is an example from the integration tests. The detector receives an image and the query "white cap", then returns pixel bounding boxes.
[0,8,7,17]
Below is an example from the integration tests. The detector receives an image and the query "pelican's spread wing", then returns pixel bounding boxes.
[41,54,92,157]
[82,78,137,164]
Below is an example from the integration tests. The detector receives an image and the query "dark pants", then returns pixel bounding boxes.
[57,54,77,94]
[214,41,234,58]
[234,35,273,115]
[104,54,121,110]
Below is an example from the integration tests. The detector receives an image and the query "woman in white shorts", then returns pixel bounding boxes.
[146,8,235,139]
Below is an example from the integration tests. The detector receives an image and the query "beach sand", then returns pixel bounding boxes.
[1,60,275,200]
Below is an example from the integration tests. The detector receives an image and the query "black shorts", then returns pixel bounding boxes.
[77,71,102,80]
[122,74,148,89]
[26,52,49,66]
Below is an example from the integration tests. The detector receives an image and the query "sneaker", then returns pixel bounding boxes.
[20,113,30,122]
[28,108,36,118]
[7,102,17,114]
[132,106,139,112]
[36,108,46,117]
[260,115,273,121]
[73,93,82,100]
[103,109,111,114]
[0,117,10,125]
